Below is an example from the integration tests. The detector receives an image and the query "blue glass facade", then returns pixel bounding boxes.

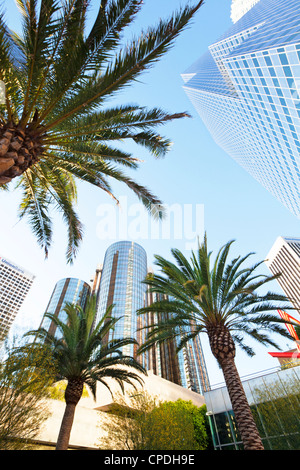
[40,277,91,337]
[96,241,148,362]
[182,0,300,217]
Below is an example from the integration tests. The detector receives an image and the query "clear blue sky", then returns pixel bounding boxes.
[1,0,300,386]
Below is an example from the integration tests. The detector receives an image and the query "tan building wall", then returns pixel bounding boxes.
[35,370,205,449]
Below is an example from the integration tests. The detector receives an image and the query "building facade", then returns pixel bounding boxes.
[205,365,300,450]
[265,236,300,315]
[95,241,148,363]
[94,241,210,394]
[182,0,300,217]
[230,0,261,23]
[0,255,35,343]
[39,277,91,338]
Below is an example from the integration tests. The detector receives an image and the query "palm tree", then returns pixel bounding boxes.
[25,296,146,450]
[137,235,294,450]
[0,0,204,262]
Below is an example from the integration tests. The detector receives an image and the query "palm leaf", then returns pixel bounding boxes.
[0,0,205,261]
[18,172,53,258]
[138,234,295,358]
[28,163,83,263]
[43,1,204,128]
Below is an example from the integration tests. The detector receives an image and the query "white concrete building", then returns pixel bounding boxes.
[265,236,300,315]
[0,255,35,343]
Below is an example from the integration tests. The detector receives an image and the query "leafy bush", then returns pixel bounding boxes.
[98,393,211,450]
[0,342,56,449]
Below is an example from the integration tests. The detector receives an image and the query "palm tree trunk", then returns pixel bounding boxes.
[208,324,264,450]
[56,402,77,450]
[55,379,83,450]
[220,357,264,450]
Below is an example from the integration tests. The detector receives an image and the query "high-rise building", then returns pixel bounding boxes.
[95,241,149,365]
[182,0,300,218]
[94,241,210,394]
[265,236,300,315]
[0,255,35,343]
[39,277,91,338]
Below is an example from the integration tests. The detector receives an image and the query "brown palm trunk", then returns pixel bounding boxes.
[56,402,77,450]
[208,323,264,450]
[55,378,83,450]
[0,121,43,185]
[220,356,264,450]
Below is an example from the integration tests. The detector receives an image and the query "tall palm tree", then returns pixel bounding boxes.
[137,235,294,450]
[0,0,204,262]
[25,296,146,450]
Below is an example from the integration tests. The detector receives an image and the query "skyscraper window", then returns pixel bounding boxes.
[39,278,91,338]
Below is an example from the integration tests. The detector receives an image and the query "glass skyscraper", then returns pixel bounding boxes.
[39,277,91,338]
[182,0,300,217]
[95,241,149,364]
[95,241,210,394]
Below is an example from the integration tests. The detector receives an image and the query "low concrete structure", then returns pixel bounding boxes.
[35,370,205,449]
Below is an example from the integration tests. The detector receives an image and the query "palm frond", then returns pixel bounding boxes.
[18,0,60,124]
[38,0,142,121]
[84,0,142,68]
[25,295,146,396]
[138,234,294,357]
[50,106,189,160]
[29,163,83,263]
[43,1,204,128]
[18,171,53,258]
[0,0,205,261]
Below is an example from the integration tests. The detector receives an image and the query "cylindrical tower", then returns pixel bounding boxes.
[95,241,148,365]
[40,277,91,338]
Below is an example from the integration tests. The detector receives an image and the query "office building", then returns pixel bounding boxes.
[0,255,35,343]
[94,241,210,394]
[39,277,91,338]
[95,241,148,361]
[182,0,300,217]
[265,236,300,315]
